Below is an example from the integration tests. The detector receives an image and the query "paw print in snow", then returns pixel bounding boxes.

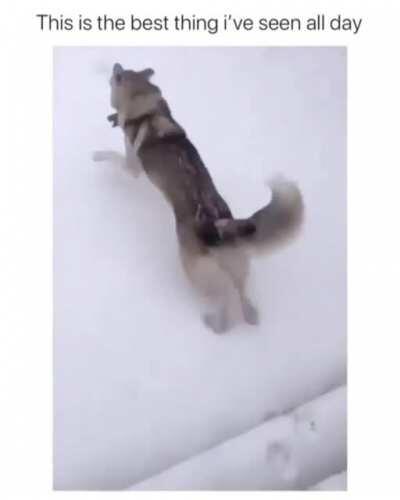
[266,441,298,481]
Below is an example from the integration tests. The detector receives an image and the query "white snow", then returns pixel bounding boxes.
[310,470,347,490]
[130,386,346,490]
[54,47,346,490]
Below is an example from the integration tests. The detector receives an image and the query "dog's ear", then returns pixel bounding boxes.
[113,63,124,83]
[138,68,154,80]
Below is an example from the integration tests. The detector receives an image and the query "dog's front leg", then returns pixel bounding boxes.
[92,148,142,179]
[124,136,143,178]
[92,150,125,164]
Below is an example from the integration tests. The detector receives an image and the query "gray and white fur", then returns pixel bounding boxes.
[93,63,304,333]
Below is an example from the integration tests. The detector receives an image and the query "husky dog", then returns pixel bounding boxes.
[93,63,304,333]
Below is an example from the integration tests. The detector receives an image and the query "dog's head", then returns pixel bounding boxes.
[110,63,161,118]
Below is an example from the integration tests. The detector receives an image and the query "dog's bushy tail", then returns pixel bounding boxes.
[205,176,304,254]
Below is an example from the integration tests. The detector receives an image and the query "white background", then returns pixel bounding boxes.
[1,0,400,499]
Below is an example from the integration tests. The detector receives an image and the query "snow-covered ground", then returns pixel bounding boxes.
[54,47,346,490]
[310,470,347,491]
[131,386,346,490]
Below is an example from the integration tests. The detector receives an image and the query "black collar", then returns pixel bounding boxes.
[124,113,186,145]
[123,114,152,130]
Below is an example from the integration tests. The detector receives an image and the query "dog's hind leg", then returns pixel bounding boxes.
[202,301,230,334]
[235,273,259,326]
[200,270,233,334]
[238,288,259,326]
[216,248,259,326]
[180,251,233,333]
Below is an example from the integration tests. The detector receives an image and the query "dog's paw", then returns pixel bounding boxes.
[242,300,259,326]
[203,311,229,334]
[92,150,113,162]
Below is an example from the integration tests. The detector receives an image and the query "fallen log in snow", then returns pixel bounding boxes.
[130,386,346,490]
